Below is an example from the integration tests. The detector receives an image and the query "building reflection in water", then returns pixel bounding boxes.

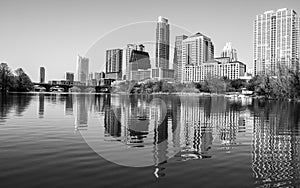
[101,95,254,163]
[64,94,73,116]
[72,94,300,183]
[104,96,121,137]
[38,94,44,118]
[251,100,300,187]
[74,94,90,131]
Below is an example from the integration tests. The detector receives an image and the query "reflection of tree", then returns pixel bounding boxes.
[14,94,32,116]
[0,93,14,120]
[0,93,33,121]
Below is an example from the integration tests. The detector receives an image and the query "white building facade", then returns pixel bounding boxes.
[254,8,299,75]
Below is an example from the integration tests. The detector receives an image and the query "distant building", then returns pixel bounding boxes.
[126,44,151,81]
[126,44,139,79]
[131,69,152,82]
[156,16,170,69]
[174,35,188,82]
[76,55,89,84]
[221,42,237,62]
[94,72,101,80]
[152,68,174,81]
[181,32,214,82]
[99,72,105,79]
[40,67,45,83]
[254,8,299,75]
[106,49,123,80]
[65,72,74,82]
[89,72,93,80]
[183,57,246,82]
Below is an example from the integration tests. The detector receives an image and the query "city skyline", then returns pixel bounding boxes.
[1,0,300,81]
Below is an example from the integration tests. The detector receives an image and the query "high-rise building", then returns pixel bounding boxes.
[39,67,45,83]
[126,44,151,81]
[221,42,237,62]
[65,72,74,82]
[126,44,144,80]
[254,8,299,75]
[155,16,170,69]
[106,49,123,80]
[174,35,188,82]
[181,32,214,82]
[76,55,89,84]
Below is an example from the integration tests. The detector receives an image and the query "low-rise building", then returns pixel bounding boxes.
[152,68,174,81]
[182,57,246,82]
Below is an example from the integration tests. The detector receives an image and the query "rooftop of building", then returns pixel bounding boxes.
[190,32,205,38]
[184,32,212,41]
[262,8,296,15]
[158,16,168,23]
[106,48,123,52]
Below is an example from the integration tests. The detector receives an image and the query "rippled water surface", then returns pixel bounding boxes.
[0,93,300,187]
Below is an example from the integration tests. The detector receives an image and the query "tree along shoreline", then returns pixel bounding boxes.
[0,63,34,92]
[112,66,300,102]
[2,62,300,102]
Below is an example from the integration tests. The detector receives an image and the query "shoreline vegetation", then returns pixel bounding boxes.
[112,65,300,102]
[2,62,300,102]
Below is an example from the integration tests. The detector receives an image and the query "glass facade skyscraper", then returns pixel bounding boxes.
[155,16,170,69]
[76,55,89,84]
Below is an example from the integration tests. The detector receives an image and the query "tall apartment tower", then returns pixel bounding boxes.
[39,67,45,83]
[221,42,237,62]
[106,49,123,80]
[76,55,89,84]
[254,8,299,75]
[155,16,170,69]
[173,35,188,82]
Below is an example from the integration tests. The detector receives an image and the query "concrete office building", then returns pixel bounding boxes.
[181,32,214,82]
[183,57,246,82]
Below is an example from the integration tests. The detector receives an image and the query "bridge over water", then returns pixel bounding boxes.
[33,81,112,93]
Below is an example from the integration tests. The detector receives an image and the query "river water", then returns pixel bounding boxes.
[0,93,299,187]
